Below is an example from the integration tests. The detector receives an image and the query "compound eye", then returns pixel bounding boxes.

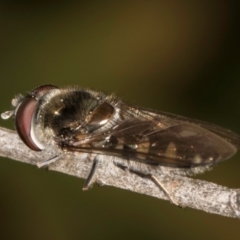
[15,84,58,151]
[32,84,58,99]
[15,96,41,151]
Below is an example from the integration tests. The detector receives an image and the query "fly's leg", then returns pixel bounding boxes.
[113,161,128,171]
[82,158,99,190]
[37,155,61,168]
[150,174,180,206]
[38,154,99,190]
[114,162,180,206]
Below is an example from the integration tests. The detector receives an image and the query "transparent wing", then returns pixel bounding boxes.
[140,107,240,148]
[65,106,240,168]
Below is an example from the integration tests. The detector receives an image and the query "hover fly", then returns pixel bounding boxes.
[2,85,240,205]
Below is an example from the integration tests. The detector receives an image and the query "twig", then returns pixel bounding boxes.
[0,126,240,218]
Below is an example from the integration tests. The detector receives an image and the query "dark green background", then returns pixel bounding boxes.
[1,1,240,240]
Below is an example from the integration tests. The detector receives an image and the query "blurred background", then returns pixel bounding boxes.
[1,1,240,239]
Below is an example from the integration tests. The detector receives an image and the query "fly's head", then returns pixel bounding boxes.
[1,85,59,151]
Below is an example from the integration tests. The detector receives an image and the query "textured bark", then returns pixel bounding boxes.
[0,126,240,218]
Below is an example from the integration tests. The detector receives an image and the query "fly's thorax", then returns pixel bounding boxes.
[31,87,117,150]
